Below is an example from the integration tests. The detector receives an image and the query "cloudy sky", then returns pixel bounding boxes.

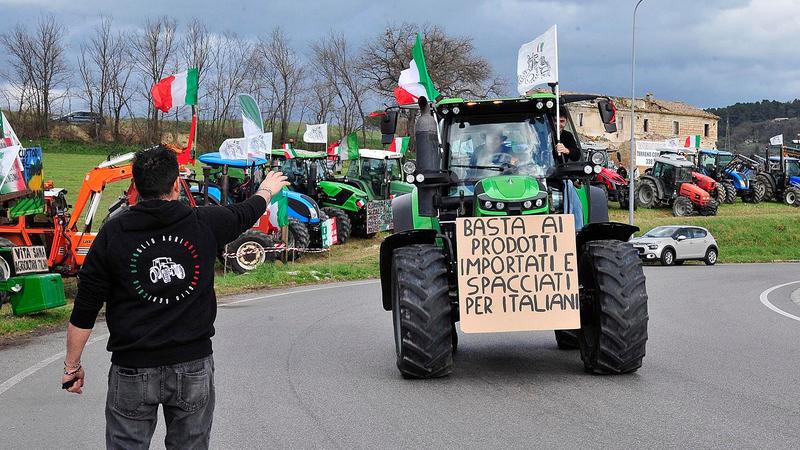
[3,0,799,109]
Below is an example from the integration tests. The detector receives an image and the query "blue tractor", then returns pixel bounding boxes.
[697,149,764,203]
[186,152,327,270]
[754,147,800,206]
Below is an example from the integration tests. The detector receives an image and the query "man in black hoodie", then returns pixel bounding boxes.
[61,145,288,449]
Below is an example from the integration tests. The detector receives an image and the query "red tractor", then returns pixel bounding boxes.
[636,156,719,216]
[587,148,632,209]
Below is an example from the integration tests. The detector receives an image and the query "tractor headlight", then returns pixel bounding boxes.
[546,100,554,109]
[495,202,505,210]
[594,165,603,174]
[583,165,593,175]
[406,175,415,183]
[591,152,605,165]
[415,174,425,183]
[536,102,544,109]
[403,161,416,175]
[441,107,449,115]
[452,106,460,115]
[535,198,544,207]
[523,200,532,209]
[484,200,493,209]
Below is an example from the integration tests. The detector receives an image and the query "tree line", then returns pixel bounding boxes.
[1,15,504,149]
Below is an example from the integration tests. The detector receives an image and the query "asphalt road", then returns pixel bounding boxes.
[1,263,800,449]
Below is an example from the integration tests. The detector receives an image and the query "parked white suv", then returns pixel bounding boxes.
[630,225,718,266]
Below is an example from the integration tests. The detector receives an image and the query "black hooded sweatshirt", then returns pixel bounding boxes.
[70,195,267,367]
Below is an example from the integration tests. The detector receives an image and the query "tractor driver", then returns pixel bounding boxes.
[474,131,512,168]
[555,110,581,163]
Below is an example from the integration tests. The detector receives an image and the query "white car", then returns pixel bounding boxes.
[630,225,719,266]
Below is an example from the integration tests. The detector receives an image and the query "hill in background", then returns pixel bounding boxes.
[707,99,800,153]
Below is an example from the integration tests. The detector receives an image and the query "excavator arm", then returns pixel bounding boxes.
[66,164,133,230]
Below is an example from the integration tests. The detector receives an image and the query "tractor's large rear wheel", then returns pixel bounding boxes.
[391,245,453,379]
[723,181,737,204]
[758,174,774,201]
[578,240,648,374]
[287,218,311,261]
[224,230,277,274]
[748,180,765,203]
[672,196,693,217]
[636,179,658,208]
[321,207,352,244]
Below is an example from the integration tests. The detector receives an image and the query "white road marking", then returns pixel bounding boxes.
[0,333,109,397]
[220,280,379,306]
[759,281,800,322]
[0,280,380,397]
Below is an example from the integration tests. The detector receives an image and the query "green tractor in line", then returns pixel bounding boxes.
[378,94,649,378]
[340,149,414,201]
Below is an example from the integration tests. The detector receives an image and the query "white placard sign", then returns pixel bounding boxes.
[635,140,668,167]
[12,246,49,274]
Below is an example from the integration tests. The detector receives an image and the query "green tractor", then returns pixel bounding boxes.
[271,149,393,238]
[341,149,414,200]
[378,94,649,378]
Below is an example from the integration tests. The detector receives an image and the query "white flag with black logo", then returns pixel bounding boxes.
[303,123,328,144]
[517,25,559,96]
[770,134,783,146]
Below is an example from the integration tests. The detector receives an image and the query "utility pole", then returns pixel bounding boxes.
[628,0,647,226]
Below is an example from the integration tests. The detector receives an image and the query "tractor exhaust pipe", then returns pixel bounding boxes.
[415,97,440,217]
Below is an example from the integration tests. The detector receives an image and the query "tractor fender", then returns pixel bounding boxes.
[588,185,609,223]
[379,229,438,311]
[679,182,711,206]
[691,171,716,193]
[391,192,413,233]
[760,172,777,191]
[576,222,639,250]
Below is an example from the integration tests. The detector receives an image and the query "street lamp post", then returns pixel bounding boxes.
[629,0,646,225]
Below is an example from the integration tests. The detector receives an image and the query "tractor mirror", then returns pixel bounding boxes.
[597,99,618,133]
[380,111,399,145]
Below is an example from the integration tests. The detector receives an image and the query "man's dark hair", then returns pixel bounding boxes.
[132,145,179,200]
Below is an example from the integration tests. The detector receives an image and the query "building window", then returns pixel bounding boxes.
[578,113,584,127]
[643,118,649,132]
[704,123,710,137]
[672,121,679,135]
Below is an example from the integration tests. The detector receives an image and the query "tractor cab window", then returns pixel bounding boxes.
[448,114,555,190]
[700,153,716,170]
[718,154,733,167]
[281,159,308,188]
[787,160,800,177]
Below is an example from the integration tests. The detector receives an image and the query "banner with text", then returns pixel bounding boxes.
[456,215,579,333]
[635,140,669,167]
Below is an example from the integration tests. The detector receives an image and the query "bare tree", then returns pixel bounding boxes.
[1,15,70,135]
[132,16,178,143]
[182,19,211,84]
[307,77,335,124]
[312,32,371,142]
[257,28,305,144]
[108,32,135,142]
[78,16,118,140]
[360,23,505,102]
[198,33,255,146]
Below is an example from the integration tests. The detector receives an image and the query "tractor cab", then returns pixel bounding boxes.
[344,149,412,200]
[651,156,694,198]
[698,149,733,179]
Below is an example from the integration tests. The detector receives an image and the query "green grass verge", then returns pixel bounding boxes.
[609,201,800,263]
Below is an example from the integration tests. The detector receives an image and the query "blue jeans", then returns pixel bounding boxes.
[105,355,215,450]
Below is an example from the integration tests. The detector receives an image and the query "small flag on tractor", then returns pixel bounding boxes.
[151,68,199,113]
[388,136,410,155]
[394,33,440,106]
[283,143,297,159]
[267,187,289,228]
[769,134,784,146]
[303,123,328,144]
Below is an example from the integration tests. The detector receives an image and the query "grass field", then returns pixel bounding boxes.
[2,144,799,340]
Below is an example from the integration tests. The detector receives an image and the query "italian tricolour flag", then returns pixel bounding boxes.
[151,68,199,113]
[388,136,410,155]
[394,34,440,105]
[267,187,289,228]
[684,135,701,149]
[283,143,297,159]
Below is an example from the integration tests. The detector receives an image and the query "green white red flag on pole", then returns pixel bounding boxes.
[0,112,21,148]
[151,68,199,113]
[388,136,410,155]
[684,135,701,148]
[239,93,263,137]
[267,187,289,228]
[329,132,358,160]
[394,34,440,106]
[283,143,297,159]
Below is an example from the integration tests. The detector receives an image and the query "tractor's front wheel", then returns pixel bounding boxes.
[287,218,311,261]
[758,174,774,201]
[713,185,727,205]
[723,181,737,204]
[391,245,453,379]
[783,187,799,206]
[699,199,719,216]
[672,196,693,217]
[224,230,277,273]
[555,330,580,350]
[749,180,765,203]
[321,207,352,244]
[578,240,648,374]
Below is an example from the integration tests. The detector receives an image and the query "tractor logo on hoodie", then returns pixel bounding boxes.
[129,235,200,305]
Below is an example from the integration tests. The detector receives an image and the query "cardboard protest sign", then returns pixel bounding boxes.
[456,215,580,333]
[366,199,393,234]
[12,246,48,274]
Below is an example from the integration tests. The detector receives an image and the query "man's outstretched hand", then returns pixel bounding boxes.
[257,171,290,202]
